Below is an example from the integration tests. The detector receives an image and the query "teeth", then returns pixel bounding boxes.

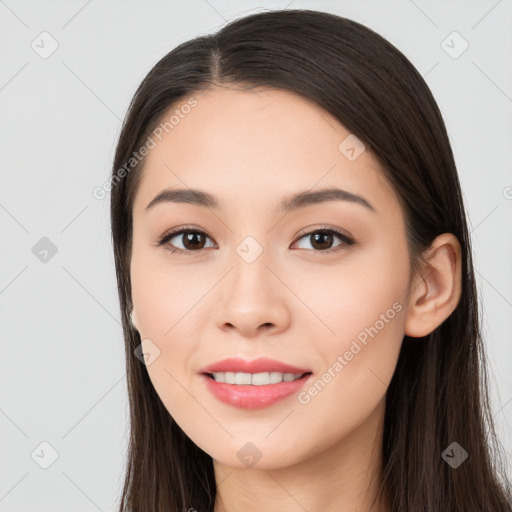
[211,371,304,385]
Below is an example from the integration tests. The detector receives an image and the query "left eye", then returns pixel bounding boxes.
[293,229,354,252]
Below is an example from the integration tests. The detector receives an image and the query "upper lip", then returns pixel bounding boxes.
[198,357,312,375]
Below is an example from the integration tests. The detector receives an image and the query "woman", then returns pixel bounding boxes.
[110,9,512,511]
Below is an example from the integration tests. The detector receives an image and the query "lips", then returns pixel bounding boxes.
[201,372,313,409]
[198,356,312,375]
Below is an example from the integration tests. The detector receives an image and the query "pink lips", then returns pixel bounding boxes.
[198,357,313,409]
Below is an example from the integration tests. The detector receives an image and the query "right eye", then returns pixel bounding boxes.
[157,228,216,255]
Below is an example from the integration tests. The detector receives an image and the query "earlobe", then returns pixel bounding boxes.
[404,233,462,338]
[130,308,138,331]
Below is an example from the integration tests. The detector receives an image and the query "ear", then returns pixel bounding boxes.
[404,233,462,338]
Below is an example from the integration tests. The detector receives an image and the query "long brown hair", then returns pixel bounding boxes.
[110,9,512,511]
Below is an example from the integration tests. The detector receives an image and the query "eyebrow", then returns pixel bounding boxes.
[145,187,376,214]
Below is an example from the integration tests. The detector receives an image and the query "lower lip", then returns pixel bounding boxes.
[200,373,313,409]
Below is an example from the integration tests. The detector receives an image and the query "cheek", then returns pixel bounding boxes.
[290,243,408,351]
[286,284,405,461]
[130,242,210,340]
[290,250,407,420]
[130,249,205,412]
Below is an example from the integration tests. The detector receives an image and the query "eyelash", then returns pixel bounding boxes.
[155,225,355,256]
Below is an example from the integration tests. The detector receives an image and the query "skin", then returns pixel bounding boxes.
[129,86,462,512]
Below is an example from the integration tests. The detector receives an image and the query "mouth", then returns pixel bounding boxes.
[200,371,314,409]
[203,371,313,385]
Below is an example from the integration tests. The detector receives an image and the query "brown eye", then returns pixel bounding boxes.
[310,231,335,250]
[180,231,208,250]
[157,229,215,254]
[293,228,355,252]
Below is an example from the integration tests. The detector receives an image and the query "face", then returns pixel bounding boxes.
[130,87,412,469]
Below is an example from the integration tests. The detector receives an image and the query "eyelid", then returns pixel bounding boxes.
[293,224,353,242]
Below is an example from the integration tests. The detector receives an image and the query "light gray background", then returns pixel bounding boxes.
[0,0,511,510]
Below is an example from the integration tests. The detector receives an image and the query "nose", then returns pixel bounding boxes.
[213,253,291,339]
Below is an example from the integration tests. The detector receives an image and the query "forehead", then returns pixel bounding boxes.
[133,87,399,218]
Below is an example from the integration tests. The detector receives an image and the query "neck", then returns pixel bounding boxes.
[213,398,389,512]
